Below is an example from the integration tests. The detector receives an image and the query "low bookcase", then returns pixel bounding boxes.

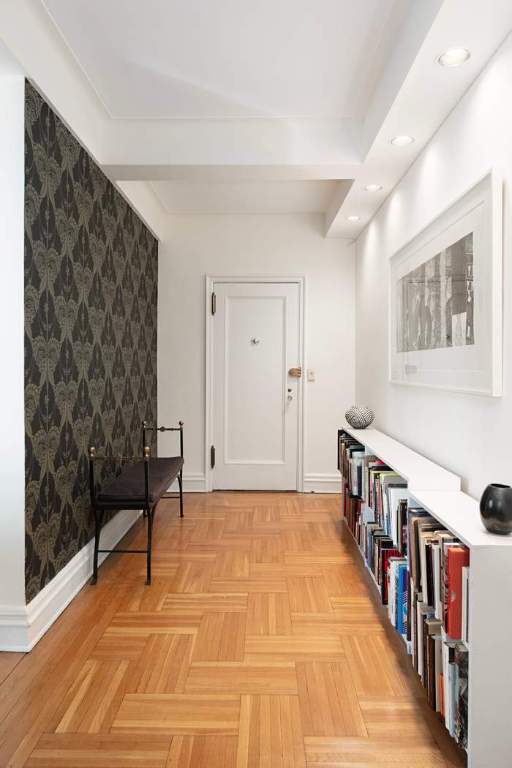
[338,426,512,768]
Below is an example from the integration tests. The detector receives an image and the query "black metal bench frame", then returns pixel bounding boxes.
[88,421,184,586]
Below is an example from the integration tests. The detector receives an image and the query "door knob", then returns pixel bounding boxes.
[288,367,302,378]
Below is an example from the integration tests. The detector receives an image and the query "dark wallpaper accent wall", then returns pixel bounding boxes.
[24,81,158,602]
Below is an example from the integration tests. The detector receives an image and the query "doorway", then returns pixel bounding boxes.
[206,277,304,491]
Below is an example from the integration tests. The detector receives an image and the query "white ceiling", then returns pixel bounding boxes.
[150,180,345,214]
[3,1,511,229]
[43,0,401,120]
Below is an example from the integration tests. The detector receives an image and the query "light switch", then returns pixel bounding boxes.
[307,369,316,382]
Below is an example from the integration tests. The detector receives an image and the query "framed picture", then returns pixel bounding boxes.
[389,170,502,396]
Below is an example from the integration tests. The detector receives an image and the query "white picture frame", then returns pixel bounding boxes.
[389,170,502,396]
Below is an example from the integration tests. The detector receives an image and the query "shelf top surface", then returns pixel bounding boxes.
[343,426,460,491]
[342,425,512,549]
[409,489,512,549]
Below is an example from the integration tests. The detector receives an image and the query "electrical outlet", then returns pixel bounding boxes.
[307,369,315,382]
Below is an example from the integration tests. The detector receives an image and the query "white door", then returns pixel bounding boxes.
[212,281,301,490]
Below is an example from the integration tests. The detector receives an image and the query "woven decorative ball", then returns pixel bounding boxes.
[345,405,374,430]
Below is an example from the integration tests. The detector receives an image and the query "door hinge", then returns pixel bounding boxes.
[210,445,216,469]
[211,291,217,315]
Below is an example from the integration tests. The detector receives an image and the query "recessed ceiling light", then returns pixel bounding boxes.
[438,47,471,67]
[364,184,383,192]
[391,135,415,147]
[347,215,360,222]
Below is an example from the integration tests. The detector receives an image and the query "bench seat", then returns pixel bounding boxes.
[97,456,184,507]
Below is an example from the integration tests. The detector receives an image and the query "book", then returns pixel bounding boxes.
[434,635,443,713]
[384,484,409,545]
[416,601,434,678]
[461,566,469,645]
[406,509,430,593]
[425,618,442,708]
[366,525,384,566]
[455,646,469,749]
[432,542,442,619]
[374,537,394,584]
[416,520,445,599]
[434,531,458,615]
[398,563,408,636]
[442,639,451,728]
[338,443,471,749]
[397,498,409,554]
[445,545,470,640]
[363,457,387,505]
[380,549,401,603]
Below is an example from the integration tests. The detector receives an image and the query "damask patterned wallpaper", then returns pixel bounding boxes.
[24,81,158,602]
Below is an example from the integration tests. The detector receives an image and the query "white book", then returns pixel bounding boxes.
[434,635,443,712]
[450,661,459,737]
[387,486,411,546]
[461,566,469,645]
[417,601,425,679]
[350,457,358,493]
[442,640,451,728]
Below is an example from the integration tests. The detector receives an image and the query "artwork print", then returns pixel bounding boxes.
[396,233,474,353]
[389,172,502,396]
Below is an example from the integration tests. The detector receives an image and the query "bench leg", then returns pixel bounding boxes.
[146,507,153,585]
[178,471,184,518]
[91,509,102,585]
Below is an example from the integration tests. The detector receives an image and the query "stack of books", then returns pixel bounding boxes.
[408,507,469,748]
[338,430,469,751]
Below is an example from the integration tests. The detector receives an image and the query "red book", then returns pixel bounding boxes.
[445,546,470,639]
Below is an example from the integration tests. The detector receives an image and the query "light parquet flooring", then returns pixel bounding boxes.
[0,492,465,767]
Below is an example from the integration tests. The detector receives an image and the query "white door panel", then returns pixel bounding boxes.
[213,282,301,490]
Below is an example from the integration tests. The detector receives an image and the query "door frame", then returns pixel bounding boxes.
[205,275,306,493]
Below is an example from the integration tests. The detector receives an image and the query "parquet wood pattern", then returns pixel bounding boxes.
[246,593,292,636]
[168,735,238,767]
[0,492,465,767]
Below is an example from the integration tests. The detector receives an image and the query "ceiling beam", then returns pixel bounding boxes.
[102,117,361,175]
[325,0,512,237]
[105,163,358,183]
[359,0,444,158]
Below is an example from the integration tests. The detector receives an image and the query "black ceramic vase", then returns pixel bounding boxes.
[480,483,512,535]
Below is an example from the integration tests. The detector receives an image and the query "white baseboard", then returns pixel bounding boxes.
[303,473,341,494]
[168,472,207,493]
[0,509,141,652]
[166,473,337,494]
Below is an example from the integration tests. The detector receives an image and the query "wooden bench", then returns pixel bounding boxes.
[88,421,184,585]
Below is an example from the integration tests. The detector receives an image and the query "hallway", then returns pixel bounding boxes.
[0,493,464,767]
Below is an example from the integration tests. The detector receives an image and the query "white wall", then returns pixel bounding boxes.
[158,213,355,491]
[355,33,512,499]
[0,59,26,608]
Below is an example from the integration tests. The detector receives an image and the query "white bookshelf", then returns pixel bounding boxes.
[411,489,512,550]
[343,426,460,492]
[340,425,512,768]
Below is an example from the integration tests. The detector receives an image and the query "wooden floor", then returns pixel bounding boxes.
[0,492,465,767]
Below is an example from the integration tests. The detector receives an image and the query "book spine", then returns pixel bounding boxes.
[446,547,470,640]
